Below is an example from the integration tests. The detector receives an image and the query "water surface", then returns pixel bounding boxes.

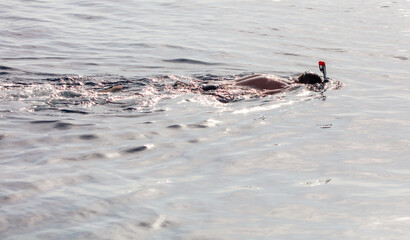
[1,0,409,239]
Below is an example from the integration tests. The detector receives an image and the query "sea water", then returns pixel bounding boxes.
[1,0,409,239]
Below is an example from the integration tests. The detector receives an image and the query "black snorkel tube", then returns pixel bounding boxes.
[319,60,328,82]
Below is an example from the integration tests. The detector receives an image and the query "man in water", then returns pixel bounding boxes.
[102,61,329,100]
[179,71,326,103]
[209,61,328,94]
[102,71,325,98]
[100,62,331,103]
[233,71,324,94]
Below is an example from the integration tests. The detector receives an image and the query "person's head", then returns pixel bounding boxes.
[297,72,323,84]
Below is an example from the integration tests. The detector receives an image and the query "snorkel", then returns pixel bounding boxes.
[318,60,328,82]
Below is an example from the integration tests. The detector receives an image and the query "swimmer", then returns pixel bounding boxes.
[203,60,329,94]
[234,71,323,94]
[100,61,331,104]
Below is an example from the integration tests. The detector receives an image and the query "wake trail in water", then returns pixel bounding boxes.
[0,72,343,116]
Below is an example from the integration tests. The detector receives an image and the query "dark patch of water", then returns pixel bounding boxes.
[54,122,73,130]
[123,146,148,154]
[60,109,89,115]
[163,58,221,65]
[30,120,59,124]
[79,134,98,140]
[167,124,182,129]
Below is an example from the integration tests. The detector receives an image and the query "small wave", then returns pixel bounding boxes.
[60,109,89,115]
[277,52,304,57]
[30,120,59,124]
[393,56,408,61]
[69,13,107,21]
[163,58,221,65]
[0,65,16,70]
[1,57,66,60]
[123,146,148,154]
[79,134,98,140]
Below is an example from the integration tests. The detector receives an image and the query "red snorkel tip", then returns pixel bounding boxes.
[318,60,327,82]
[319,60,326,67]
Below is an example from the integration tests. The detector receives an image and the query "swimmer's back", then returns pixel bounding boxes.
[235,75,289,90]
